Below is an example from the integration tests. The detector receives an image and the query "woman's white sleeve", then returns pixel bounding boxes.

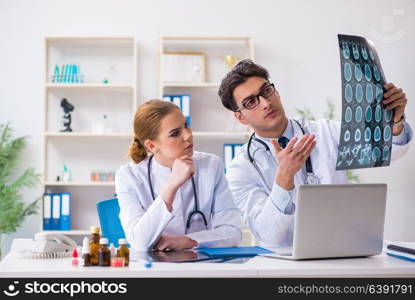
[115,167,174,251]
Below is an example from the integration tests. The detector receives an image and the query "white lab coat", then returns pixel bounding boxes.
[115,151,242,251]
[226,118,412,248]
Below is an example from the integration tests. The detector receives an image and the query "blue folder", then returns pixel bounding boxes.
[52,193,61,230]
[387,252,415,263]
[42,193,53,230]
[60,192,71,230]
[198,246,274,258]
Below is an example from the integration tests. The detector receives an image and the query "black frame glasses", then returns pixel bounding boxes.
[236,83,276,111]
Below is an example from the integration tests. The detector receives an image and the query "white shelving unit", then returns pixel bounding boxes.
[158,36,253,154]
[159,36,255,246]
[41,37,137,237]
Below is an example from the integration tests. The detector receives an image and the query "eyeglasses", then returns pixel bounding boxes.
[236,83,276,111]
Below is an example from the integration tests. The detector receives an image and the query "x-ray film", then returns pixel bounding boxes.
[336,34,393,170]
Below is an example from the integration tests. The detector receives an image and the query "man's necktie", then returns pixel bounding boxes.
[278,136,290,149]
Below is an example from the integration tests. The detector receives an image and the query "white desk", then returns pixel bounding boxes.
[0,252,414,278]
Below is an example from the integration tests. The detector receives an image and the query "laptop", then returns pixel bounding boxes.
[261,184,387,260]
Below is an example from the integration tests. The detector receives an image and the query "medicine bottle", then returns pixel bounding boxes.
[81,237,91,267]
[117,238,129,266]
[98,238,111,266]
[71,248,79,267]
[89,226,101,265]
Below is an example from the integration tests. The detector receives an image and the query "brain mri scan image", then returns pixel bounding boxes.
[345,84,353,102]
[384,109,393,122]
[374,126,381,142]
[344,130,351,142]
[344,63,352,81]
[345,106,352,122]
[375,84,383,102]
[355,106,363,122]
[354,63,362,81]
[361,46,369,60]
[364,64,372,81]
[375,105,382,122]
[366,84,373,103]
[372,146,381,161]
[365,127,371,142]
[356,84,363,102]
[383,125,391,142]
[354,128,362,142]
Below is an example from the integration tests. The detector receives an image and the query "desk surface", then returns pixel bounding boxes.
[0,252,414,278]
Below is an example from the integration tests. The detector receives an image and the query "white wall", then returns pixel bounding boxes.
[1,0,414,255]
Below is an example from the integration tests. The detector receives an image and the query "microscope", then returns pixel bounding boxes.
[60,98,75,132]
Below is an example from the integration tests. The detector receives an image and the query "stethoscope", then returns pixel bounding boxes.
[147,155,208,230]
[247,119,320,192]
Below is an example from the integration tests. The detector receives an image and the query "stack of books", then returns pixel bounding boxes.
[386,242,415,262]
[51,64,84,83]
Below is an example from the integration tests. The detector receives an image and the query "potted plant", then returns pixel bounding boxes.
[0,123,41,260]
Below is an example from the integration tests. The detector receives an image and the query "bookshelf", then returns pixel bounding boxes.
[41,37,137,236]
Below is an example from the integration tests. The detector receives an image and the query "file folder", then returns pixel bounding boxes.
[386,251,415,263]
[224,143,244,172]
[224,144,233,172]
[43,193,53,230]
[199,246,274,258]
[181,95,191,126]
[163,95,171,102]
[233,144,243,156]
[60,193,71,230]
[52,194,61,230]
[172,96,181,109]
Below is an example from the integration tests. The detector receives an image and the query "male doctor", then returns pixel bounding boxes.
[218,59,412,248]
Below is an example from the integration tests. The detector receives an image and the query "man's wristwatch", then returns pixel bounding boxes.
[393,113,405,127]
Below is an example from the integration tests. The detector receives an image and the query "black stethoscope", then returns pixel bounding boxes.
[247,119,320,192]
[147,155,208,230]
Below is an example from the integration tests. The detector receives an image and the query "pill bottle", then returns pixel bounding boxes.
[89,226,101,265]
[117,238,129,266]
[98,237,111,267]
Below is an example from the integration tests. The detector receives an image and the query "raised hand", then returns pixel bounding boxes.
[271,134,316,190]
[161,155,195,211]
[169,155,195,188]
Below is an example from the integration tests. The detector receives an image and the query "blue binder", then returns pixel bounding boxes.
[198,246,274,258]
[60,193,71,230]
[224,144,233,172]
[52,193,61,230]
[181,94,191,126]
[172,96,181,109]
[223,143,244,172]
[387,252,415,263]
[42,193,53,230]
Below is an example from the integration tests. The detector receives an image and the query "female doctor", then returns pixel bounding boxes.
[115,100,242,251]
